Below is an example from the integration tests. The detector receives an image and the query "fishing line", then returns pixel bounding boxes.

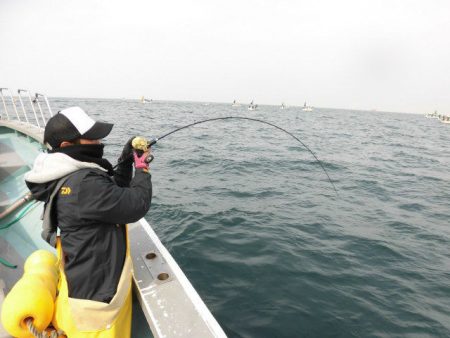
[118,116,339,196]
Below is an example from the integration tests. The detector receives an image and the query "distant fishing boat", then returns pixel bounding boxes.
[425,110,438,118]
[0,88,226,338]
[248,100,257,111]
[439,115,450,124]
[231,100,240,107]
[140,96,152,103]
[302,101,313,112]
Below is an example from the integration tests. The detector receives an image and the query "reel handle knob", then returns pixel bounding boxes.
[145,154,154,164]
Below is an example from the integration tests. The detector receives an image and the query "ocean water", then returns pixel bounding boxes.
[52,98,450,337]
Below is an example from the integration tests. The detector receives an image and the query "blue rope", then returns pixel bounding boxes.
[0,257,17,269]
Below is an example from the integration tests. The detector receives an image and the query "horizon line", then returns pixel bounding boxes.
[45,95,421,115]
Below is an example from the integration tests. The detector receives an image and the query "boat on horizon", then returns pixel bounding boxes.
[248,100,257,111]
[0,88,227,338]
[425,110,438,118]
[439,115,450,124]
[302,101,313,112]
[231,100,240,107]
[140,96,152,103]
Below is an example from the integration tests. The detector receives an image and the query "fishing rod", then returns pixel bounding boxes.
[120,116,339,196]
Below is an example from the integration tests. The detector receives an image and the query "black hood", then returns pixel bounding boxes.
[26,180,59,203]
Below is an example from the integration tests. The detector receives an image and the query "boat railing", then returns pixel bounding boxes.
[0,88,53,129]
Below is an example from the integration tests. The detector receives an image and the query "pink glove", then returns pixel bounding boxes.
[133,151,150,169]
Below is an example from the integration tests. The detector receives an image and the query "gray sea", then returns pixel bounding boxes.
[51,98,450,337]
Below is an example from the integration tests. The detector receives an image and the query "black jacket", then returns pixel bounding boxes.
[26,154,152,302]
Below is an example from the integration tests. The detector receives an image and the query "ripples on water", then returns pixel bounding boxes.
[52,98,450,337]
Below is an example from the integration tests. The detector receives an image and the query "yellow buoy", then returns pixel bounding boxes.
[26,269,58,300]
[0,250,58,337]
[24,250,58,272]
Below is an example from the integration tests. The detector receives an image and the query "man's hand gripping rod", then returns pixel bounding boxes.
[131,137,154,164]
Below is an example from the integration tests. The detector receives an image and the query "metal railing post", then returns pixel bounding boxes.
[17,89,30,123]
[0,88,10,119]
[26,91,41,128]
[4,88,21,121]
[33,94,47,126]
[36,93,53,117]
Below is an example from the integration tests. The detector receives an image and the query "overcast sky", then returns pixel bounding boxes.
[1,0,449,113]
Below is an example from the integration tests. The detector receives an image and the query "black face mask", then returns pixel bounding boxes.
[52,144,114,176]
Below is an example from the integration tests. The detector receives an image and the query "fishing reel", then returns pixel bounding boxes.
[132,136,154,163]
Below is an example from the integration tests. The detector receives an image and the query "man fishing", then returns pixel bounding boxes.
[25,106,152,337]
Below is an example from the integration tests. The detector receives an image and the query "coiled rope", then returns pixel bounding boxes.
[26,318,65,338]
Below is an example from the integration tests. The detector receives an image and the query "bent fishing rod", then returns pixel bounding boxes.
[119,116,339,196]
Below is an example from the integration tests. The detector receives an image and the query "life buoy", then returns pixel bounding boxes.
[0,250,58,337]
